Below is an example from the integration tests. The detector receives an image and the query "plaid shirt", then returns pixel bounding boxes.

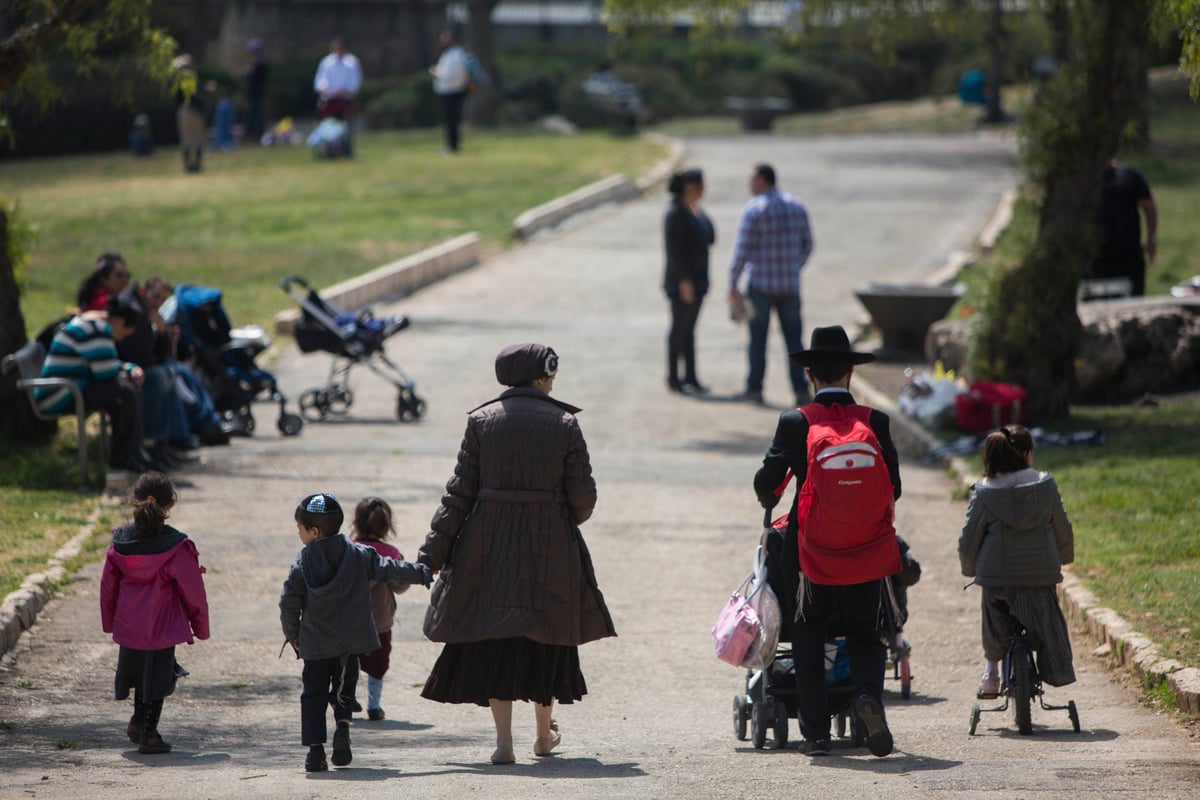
[728,188,814,295]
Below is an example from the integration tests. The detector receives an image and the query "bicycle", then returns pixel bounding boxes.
[968,616,1080,736]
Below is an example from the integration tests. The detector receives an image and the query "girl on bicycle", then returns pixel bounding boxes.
[958,425,1076,699]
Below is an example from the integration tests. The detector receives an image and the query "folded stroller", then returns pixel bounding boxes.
[279,276,425,423]
[168,285,304,437]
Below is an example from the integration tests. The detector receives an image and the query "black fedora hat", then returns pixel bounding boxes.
[789,325,876,366]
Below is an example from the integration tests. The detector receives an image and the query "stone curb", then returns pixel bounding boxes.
[0,510,103,660]
[273,233,480,333]
[851,201,1200,717]
[511,133,688,241]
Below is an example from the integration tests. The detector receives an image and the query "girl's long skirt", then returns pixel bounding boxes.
[114,645,178,702]
[421,636,587,707]
[981,586,1076,687]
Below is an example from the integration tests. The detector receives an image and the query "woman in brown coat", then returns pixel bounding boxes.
[419,343,615,765]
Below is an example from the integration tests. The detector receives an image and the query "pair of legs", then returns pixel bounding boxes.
[667,296,704,389]
[488,698,559,764]
[745,289,809,402]
[115,645,177,754]
[792,578,891,755]
[301,654,358,769]
[141,363,190,444]
[83,378,143,470]
[979,586,1076,693]
[441,91,467,152]
[357,631,392,720]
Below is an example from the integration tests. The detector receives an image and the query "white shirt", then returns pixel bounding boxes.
[314,52,363,99]
[432,46,470,95]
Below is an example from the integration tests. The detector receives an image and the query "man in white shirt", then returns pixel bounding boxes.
[313,37,363,155]
[430,31,471,153]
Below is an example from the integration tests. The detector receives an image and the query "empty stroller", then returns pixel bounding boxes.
[279,276,425,423]
[168,284,304,437]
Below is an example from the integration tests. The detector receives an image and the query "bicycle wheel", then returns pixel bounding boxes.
[1011,640,1033,735]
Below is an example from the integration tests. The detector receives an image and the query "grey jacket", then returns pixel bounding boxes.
[958,468,1074,587]
[280,533,428,660]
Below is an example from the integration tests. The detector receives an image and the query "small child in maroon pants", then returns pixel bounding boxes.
[353,497,409,720]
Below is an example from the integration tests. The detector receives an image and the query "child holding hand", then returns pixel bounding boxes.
[352,497,409,721]
[100,472,209,754]
[280,492,431,772]
[958,425,1076,698]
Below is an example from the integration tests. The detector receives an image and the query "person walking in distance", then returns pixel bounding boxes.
[753,326,902,757]
[313,37,362,156]
[728,163,815,406]
[430,31,471,154]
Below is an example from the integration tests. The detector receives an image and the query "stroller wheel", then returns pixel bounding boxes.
[299,389,330,421]
[733,695,748,741]
[397,390,425,422]
[278,413,304,437]
[969,703,981,736]
[771,697,789,749]
[328,383,353,415]
[750,701,767,750]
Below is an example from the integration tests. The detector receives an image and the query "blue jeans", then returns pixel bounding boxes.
[141,364,189,442]
[746,290,808,397]
[175,362,221,434]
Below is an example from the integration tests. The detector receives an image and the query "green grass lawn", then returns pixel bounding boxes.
[4,127,664,336]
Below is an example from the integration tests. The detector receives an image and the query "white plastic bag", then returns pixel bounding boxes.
[741,533,782,670]
[898,363,965,430]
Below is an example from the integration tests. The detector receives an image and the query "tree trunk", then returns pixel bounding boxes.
[465,0,500,126]
[982,0,1007,123]
[0,210,55,443]
[980,0,1152,423]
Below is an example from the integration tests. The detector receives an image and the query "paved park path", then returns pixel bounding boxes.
[2,134,1198,799]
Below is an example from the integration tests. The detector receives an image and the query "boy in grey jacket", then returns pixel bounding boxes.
[280,492,431,772]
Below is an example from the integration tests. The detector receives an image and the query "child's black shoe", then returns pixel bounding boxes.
[305,744,328,772]
[367,707,385,721]
[331,723,352,767]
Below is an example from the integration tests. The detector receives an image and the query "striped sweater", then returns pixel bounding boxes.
[34,316,127,415]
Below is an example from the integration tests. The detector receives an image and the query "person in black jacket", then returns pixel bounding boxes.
[753,325,902,758]
[662,169,715,394]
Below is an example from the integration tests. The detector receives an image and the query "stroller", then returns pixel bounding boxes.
[279,276,425,423]
[168,285,304,437]
[732,517,918,750]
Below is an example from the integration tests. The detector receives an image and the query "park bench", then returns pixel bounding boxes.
[582,75,647,134]
[2,341,109,492]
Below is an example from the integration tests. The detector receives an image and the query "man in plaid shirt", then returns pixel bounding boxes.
[728,163,815,405]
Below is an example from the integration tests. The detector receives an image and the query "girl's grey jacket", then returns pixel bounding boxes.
[958,468,1074,587]
[280,533,430,660]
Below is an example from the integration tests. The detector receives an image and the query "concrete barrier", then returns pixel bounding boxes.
[274,233,480,333]
[512,175,640,240]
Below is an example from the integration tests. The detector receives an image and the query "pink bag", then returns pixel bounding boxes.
[712,578,762,667]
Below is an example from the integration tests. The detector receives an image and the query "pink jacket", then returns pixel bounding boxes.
[100,526,210,650]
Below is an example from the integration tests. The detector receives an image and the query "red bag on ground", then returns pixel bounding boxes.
[955,381,1028,433]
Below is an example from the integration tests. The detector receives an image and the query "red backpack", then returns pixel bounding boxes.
[794,402,900,585]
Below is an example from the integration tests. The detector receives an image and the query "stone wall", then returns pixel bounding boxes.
[927,296,1200,401]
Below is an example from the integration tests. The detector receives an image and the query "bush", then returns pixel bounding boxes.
[362,74,439,130]
[764,55,867,111]
[494,52,575,121]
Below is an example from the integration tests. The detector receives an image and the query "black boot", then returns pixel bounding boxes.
[138,699,172,754]
[127,700,144,743]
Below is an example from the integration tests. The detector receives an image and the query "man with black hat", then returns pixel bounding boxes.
[752,325,902,757]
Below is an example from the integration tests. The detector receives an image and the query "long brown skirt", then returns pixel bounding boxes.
[421,636,587,707]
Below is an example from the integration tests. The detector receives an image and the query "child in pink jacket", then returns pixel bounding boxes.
[100,472,209,754]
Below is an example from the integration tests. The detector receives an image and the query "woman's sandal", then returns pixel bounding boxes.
[533,721,561,757]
